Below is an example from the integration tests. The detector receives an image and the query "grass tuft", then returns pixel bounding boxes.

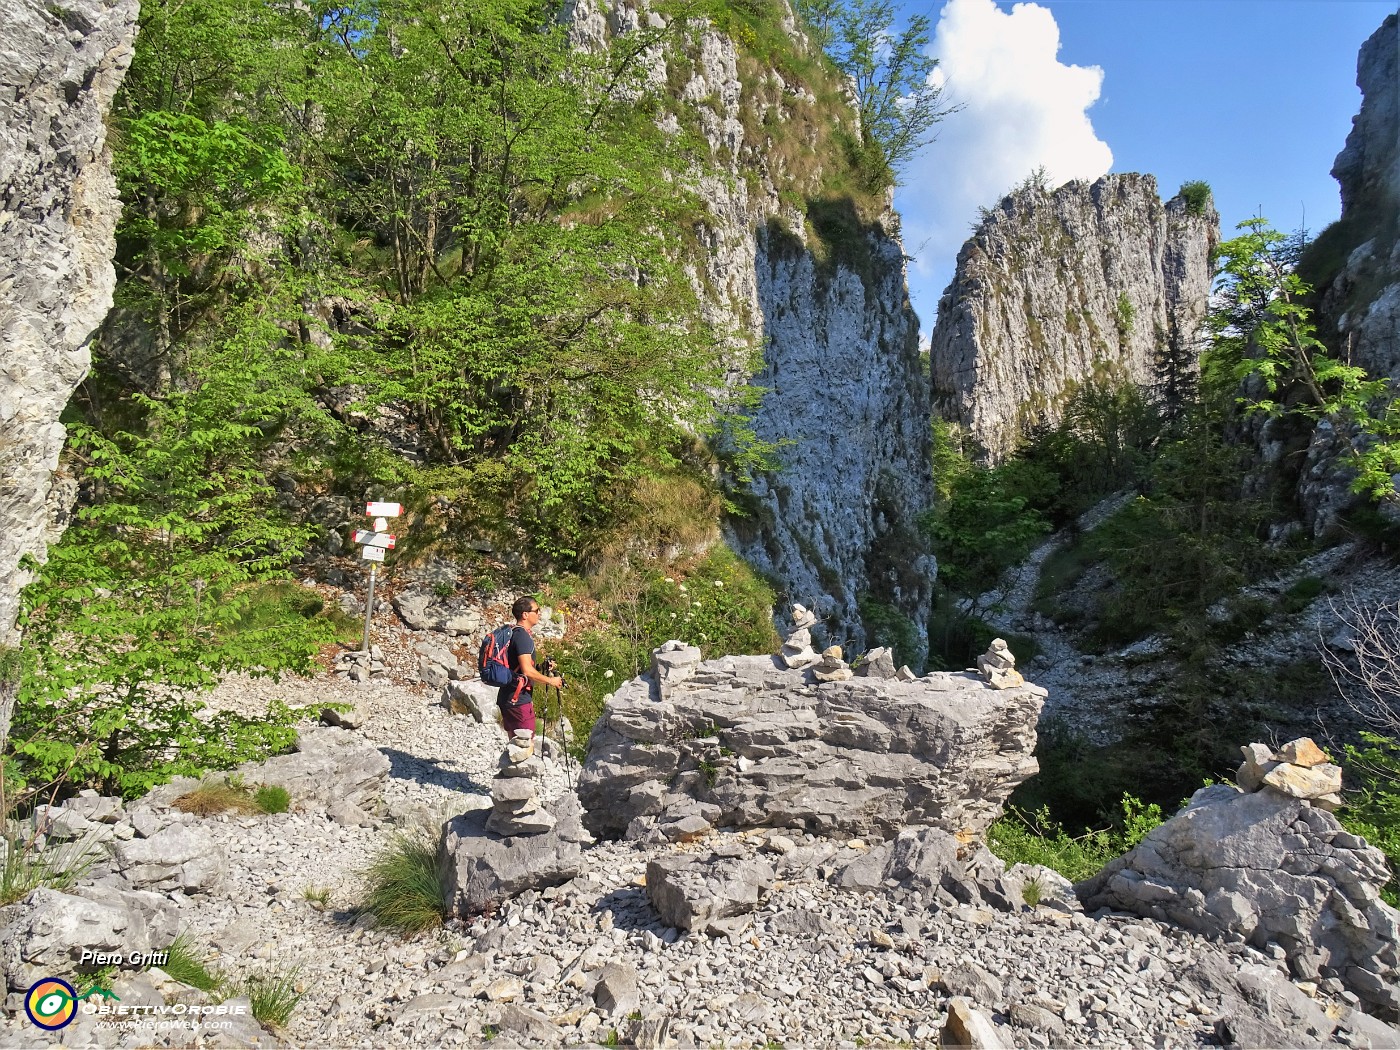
[174,777,291,816]
[161,932,223,993]
[0,819,98,906]
[241,967,303,1029]
[254,785,290,814]
[357,827,448,936]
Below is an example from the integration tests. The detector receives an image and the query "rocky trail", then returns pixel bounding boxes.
[4,590,1399,1050]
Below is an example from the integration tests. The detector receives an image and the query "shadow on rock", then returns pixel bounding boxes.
[379,746,488,796]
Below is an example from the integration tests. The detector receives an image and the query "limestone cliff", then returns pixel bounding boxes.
[929,174,1219,463]
[569,2,934,661]
[0,0,137,644]
[1316,13,1400,383]
[1279,14,1400,532]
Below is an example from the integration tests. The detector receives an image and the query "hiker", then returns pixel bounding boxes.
[496,595,563,735]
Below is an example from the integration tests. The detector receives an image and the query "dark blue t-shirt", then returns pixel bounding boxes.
[497,625,535,705]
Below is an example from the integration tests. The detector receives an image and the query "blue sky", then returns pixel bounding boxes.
[894,0,1398,334]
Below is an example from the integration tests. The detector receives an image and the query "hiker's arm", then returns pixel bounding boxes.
[517,653,563,689]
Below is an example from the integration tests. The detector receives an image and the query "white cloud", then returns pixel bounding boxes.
[897,0,1113,324]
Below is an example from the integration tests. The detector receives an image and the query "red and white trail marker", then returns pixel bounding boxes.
[356,497,401,653]
[352,530,396,548]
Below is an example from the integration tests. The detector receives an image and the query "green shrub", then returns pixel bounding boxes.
[987,795,1165,883]
[358,828,448,936]
[254,785,290,814]
[1340,733,1400,906]
[1178,180,1212,216]
[857,596,920,668]
[1115,291,1135,335]
[921,421,1056,594]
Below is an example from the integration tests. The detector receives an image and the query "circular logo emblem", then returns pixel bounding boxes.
[25,978,78,1030]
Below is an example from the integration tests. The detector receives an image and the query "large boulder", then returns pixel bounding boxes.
[0,885,176,993]
[233,725,390,813]
[439,793,588,916]
[645,851,775,934]
[577,655,1043,842]
[1077,785,1400,1019]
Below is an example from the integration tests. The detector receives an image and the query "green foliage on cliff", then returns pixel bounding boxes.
[1177,180,1212,216]
[792,0,957,174]
[104,0,764,563]
[1208,218,1400,505]
[14,0,805,798]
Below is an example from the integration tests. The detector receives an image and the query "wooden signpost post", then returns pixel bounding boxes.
[356,501,400,653]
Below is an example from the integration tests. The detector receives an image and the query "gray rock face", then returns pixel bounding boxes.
[577,654,1043,842]
[439,793,588,917]
[1322,14,1400,386]
[0,885,176,993]
[0,0,138,645]
[645,851,775,934]
[107,821,224,894]
[565,2,934,661]
[929,173,1219,462]
[1077,785,1400,1019]
[1291,15,1400,534]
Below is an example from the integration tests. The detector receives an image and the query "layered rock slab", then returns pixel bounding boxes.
[577,654,1043,843]
[1077,784,1400,1019]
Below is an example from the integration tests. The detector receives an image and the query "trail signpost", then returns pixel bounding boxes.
[355,501,400,653]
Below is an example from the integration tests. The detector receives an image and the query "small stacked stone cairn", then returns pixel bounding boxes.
[779,603,819,668]
[1236,737,1343,811]
[334,645,386,683]
[811,645,853,682]
[975,638,1024,690]
[486,729,555,836]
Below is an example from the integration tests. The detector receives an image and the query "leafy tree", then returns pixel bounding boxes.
[794,0,959,174]
[111,0,306,376]
[1207,218,1400,504]
[11,378,327,795]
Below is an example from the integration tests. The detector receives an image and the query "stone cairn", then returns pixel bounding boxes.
[811,645,853,682]
[335,645,387,683]
[1236,737,1343,811]
[486,729,555,836]
[779,603,819,668]
[976,638,1025,690]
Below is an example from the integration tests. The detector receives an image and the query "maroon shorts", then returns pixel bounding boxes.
[498,697,536,735]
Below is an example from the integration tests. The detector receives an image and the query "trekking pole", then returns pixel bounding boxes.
[555,680,573,792]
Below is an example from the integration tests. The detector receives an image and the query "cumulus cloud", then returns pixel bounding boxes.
[897,0,1113,321]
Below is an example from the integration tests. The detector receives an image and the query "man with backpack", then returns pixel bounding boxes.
[480,595,562,735]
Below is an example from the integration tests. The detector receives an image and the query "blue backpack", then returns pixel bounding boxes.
[478,625,517,687]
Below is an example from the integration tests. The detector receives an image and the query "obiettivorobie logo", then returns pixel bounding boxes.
[24,977,119,1030]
